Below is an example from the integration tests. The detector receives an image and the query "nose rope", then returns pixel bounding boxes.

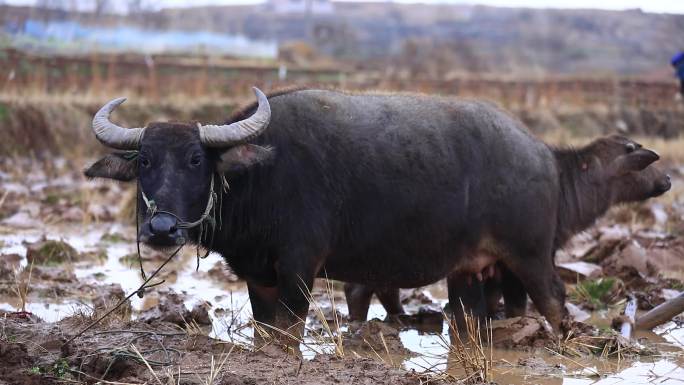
[140,174,217,229]
[135,173,229,289]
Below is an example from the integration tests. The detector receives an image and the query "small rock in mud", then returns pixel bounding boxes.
[138,289,212,326]
[345,319,412,356]
[25,238,79,265]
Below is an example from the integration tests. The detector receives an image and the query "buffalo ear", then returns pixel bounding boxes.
[84,152,138,181]
[217,144,275,174]
[613,149,660,174]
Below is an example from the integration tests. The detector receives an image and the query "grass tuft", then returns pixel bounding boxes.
[570,277,622,309]
[12,261,34,313]
[438,305,492,383]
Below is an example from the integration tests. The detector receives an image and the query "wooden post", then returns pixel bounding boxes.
[636,293,684,330]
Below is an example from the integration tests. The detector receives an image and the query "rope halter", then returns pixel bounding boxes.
[139,174,217,230]
[136,173,229,281]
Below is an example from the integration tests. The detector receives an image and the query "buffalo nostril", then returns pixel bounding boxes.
[657,175,672,192]
[150,214,178,235]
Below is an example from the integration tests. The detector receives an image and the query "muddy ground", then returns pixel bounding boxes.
[1,147,684,384]
[1,314,446,385]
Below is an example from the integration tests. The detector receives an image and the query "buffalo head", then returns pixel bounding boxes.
[85,88,274,248]
[583,135,671,204]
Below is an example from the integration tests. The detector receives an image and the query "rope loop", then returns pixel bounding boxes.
[139,174,218,230]
[136,173,227,275]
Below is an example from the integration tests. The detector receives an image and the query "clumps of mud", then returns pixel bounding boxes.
[0,313,457,385]
[515,356,564,376]
[0,156,129,230]
[138,289,212,327]
[559,324,657,359]
[490,316,557,349]
[556,201,684,313]
[345,320,414,356]
[0,253,130,320]
[207,261,241,283]
[488,315,657,360]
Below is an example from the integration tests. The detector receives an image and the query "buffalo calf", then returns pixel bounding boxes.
[345,135,670,329]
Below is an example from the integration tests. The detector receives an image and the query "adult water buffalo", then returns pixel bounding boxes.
[345,132,672,323]
[85,88,670,338]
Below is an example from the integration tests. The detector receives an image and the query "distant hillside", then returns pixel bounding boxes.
[156,3,684,77]
[2,3,683,77]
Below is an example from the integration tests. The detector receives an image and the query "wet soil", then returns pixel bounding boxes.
[1,156,683,384]
[0,314,452,385]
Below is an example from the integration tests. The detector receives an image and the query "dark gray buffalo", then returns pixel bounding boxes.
[345,128,673,323]
[85,88,670,338]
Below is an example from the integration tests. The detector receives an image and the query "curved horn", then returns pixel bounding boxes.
[92,97,145,150]
[199,87,271,147]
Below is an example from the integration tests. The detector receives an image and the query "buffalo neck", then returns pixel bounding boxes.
[552,146,611,248]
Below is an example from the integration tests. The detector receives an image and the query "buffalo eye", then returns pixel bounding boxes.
[625,143,636,153]
[190,154,202,167]
[139,156,151,168]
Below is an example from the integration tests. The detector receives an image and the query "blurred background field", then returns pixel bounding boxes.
[1,0,683,157]
[1,1,684,384]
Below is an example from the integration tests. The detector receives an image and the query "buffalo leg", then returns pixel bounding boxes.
[375,287,404,317]
[344,284,404,321]
[506,257,566,333]
[247,282,278,345]
[447,272,486,332]
[483,277,502,318]
[274,258,317,346]
[247,282,278,324]
[500,266,528,318]
[344,283,374,321]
